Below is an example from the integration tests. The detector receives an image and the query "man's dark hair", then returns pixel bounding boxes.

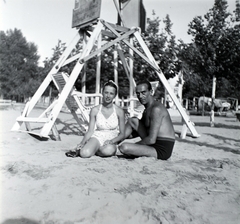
[136,80,152,91]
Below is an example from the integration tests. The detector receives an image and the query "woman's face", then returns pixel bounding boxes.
[102,85,116,103]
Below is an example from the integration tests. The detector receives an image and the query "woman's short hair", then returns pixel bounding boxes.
[103,80,118,95]
[136,80,152,91]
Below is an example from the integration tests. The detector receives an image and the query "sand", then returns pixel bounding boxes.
[0,105,240,224]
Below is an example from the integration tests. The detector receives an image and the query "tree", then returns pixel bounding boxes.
[140,12,182,102]
[42,39,67,74]
[144,12,180,80]
[234,0,240,21]
[186,0,240,125]
[178,41,213,98]
[0,28,40,101]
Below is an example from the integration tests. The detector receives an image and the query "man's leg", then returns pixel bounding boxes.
[119,143,157,158]
[120,117,157,158]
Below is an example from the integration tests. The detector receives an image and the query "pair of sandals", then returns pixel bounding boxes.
[65,149,80,158]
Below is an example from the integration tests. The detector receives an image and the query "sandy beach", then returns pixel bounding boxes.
[1,104,240,224]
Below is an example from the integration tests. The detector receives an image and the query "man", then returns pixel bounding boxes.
[119,80,175,160]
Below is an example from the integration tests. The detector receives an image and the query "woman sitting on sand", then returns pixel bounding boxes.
[66,80,125,158]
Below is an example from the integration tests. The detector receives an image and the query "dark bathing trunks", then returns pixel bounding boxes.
[150,137,175,160]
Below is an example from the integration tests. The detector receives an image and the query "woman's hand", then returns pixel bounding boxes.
[103,140,114,146]
[77,143,85,150]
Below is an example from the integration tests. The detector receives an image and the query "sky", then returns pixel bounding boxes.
[0,0,236,65]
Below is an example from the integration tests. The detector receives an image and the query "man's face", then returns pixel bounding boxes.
[136,84,151,105]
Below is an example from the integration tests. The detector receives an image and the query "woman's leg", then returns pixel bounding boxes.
[96,144,117,157]
[79,137,100,158]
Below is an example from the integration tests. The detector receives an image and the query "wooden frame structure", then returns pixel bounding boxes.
[11,19,200,140]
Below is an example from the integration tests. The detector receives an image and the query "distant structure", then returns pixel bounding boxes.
[168,71,184,108]
[72,0,102,28]
[117,0,146,32]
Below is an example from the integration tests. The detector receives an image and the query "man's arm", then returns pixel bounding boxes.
[136,106,163,145]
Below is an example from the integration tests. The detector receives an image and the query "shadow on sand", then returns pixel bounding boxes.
[25,117,85,141]
[176,137,240,155]
[206,133,240,143]
[2,218,39,224]
[194,122,240,129]
[173,121,240,130]
[55,118,85,136]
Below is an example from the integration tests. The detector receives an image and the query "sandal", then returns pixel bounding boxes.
[65,150,79,158]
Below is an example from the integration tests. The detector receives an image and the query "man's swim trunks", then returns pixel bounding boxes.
[92,104,119,146]
[150,137,175,160]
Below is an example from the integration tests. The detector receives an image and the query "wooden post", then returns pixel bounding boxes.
[180,109,189,139]
[129,36,134,116]
[202,96,205,116]
[185,99,188,110]
[193,97,196,110]
[95,32,101,105]
[114,44,119,105]
[178,70,184,105]
[82,31,87,105]
[210,76,216,127]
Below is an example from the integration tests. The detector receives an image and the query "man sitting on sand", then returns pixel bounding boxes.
[118,80,175,160]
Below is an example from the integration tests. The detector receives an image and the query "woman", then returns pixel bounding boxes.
[66,80,125,158]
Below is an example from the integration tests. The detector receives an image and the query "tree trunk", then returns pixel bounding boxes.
[210,75,216,127]
[177,70,184,106]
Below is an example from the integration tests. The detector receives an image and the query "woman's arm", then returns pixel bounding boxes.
[78,106,98,147]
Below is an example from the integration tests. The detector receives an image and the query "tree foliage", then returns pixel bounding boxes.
[42,39,67,75]
[184,0,240,99]
[144,12,180,80]
[0,28,40,101]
